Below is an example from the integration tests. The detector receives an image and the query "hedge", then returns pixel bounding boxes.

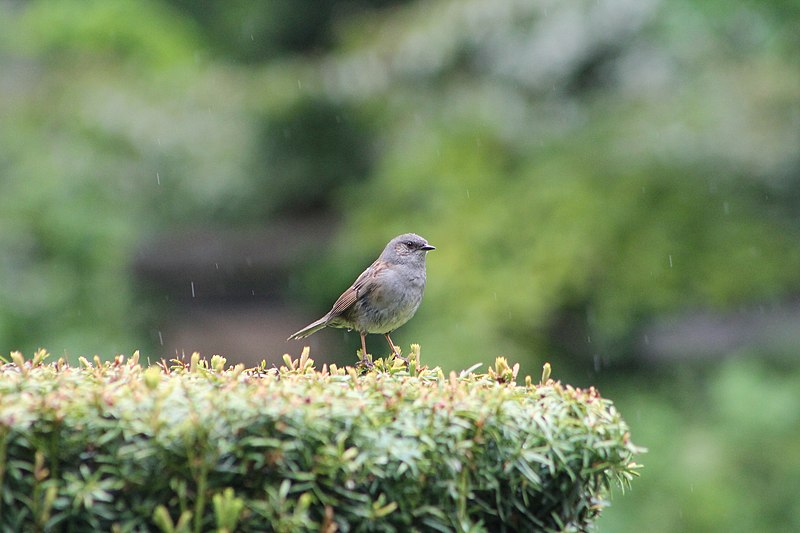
[0,348,641,532]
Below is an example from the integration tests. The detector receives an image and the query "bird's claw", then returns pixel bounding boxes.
[357,356,374,370]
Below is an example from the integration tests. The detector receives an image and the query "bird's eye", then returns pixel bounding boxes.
[404,241,414,247]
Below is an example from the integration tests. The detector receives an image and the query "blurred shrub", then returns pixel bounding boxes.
[597,355,800,532]
[0,351,641,532]
[16,0,202,68]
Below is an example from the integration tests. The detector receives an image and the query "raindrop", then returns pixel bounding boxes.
[643,334,650,345]
[668,254,673,268]
[297,80,302,89]
[156,172,161,185]
[723,201,730,215]
[158,331,164,346]
[593,354,601,372]
[466,189,470,199]
[191,282,196,298]
[587,335,592,344]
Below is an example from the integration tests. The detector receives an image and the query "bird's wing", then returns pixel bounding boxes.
[327,259,384,318]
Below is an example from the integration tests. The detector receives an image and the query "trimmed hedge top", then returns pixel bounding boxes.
[0,348,641,532]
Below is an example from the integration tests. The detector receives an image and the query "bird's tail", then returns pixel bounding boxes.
[287,316,329,340]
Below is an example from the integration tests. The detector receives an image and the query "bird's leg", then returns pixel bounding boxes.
[358,332,373,369]
[385,333,408,365]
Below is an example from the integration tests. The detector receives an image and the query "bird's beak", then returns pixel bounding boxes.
[421,244,436,251]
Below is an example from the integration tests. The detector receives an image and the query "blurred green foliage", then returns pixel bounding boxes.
[299,0,800,368]
[3,0,798,363]
[0,0,260,355]
[0,351,640,532]
[165,0,407,63]
[597,356,800,532]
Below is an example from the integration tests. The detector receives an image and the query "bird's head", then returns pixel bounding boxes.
[384,233,435,262]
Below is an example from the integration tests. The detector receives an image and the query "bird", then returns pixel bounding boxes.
[288,233,435,367]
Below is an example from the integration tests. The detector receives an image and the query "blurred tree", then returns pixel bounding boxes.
[3,0,799,368]
[163,0,411,62]
[0,0,260,355]
[0,0,408,358]
[252,96,374,217]
[275,0,800,371]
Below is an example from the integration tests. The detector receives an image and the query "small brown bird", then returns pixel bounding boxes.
[288,233,435,366]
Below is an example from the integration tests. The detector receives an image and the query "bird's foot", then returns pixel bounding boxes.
[356,352,374,370]
[388,347,409,367]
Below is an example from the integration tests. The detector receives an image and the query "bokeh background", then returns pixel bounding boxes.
[2,0,800,530]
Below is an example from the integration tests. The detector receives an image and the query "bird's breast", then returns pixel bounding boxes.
[355,267,426,334]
